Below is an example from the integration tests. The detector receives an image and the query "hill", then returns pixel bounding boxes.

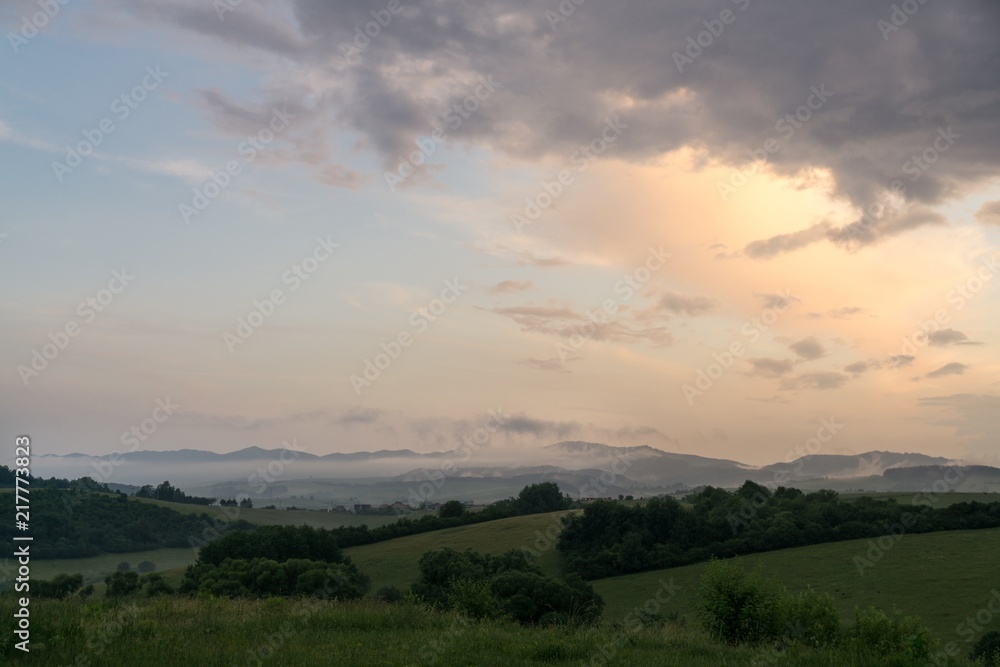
[594,527,1000,641]
[343,511,574,591]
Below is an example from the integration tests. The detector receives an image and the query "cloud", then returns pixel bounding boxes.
[494,414,580,439]
[747,358,795,378]
[489,280,534,295]
[790,336,825,360]
[828,307,868,319]
[976,200,1000,226]
[105,0,1000,250]
[486,304,673,347]
[656,291,718,316]
[780,372,850,391]
[926,362,969,378]
[744,222,832,259]
[927,329,982,347]
[756,292,800,310]
[888,354,915,368]
[844,361,870,375]
[518,356,572,373]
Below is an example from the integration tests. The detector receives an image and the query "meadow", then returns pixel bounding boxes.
[1,596,986,666]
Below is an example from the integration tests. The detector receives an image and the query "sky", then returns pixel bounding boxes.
[2,0,999,468]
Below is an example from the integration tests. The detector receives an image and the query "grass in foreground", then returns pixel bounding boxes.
[0,596,980,667]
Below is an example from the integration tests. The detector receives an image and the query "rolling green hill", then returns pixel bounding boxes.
[344,511,574,590]
[594,527,1000,641]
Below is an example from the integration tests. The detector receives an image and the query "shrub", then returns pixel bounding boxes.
[698,559,783,645]
[35,573,84,599]
[374,585,403,603]
[782,587,842,648]
[849,606,934,661]
[448,577,502,620]
[105,571,142,598]
[972,631,1000,666]
[143,573,173,597]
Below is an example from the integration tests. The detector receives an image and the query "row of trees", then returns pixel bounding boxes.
[411,548,604,626]
[0,485,253,559]
[557,481,1000,579]
[181,525,370,599]
[134,481,215,505]
[328,482,572,549]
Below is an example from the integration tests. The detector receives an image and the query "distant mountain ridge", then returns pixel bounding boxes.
[35,442,996,497]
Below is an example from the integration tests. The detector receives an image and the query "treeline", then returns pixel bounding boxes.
[0,464,95,489]
[0,485,253,559]
[412,547,603,626]
[327,482,571,549]
[181,525,369,599]
[557,481,1000,579]
[134,480,214,505]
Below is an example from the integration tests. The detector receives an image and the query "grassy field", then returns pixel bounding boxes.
[594,527,1000,641]
[29,548,195,584]
[344,511,573,591]
[0,596,980,667]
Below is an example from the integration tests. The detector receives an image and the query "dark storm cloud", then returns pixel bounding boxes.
[102,0,1000,247]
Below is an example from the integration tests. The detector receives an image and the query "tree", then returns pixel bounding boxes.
[137,561,156,573]
[117,561,130,572]
[105,571,142,598]
[516,482,570,514]
[239,497,253,508]
[439,500,465,518]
